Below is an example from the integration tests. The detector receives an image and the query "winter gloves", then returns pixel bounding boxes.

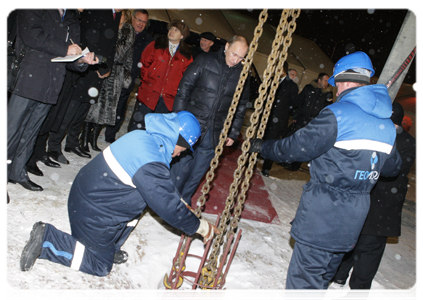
[196,219,220,244]
[248,138,264,154]
[181,197,220,244]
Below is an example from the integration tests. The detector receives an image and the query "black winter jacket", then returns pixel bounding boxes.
[173,48,250,147]
[13,10,87,104]
[361,127,415,237]
[264,75,299,140]
[71,9,121,103]
[294,80,333,128]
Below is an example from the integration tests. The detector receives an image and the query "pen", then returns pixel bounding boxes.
[70,38,74,44]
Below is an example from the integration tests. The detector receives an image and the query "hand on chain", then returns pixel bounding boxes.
[196,219,220,244]
[248,138,264,153]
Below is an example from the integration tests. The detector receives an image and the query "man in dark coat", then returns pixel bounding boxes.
[7,10,96,192]
[281,72,333,171]
[249,51,401,289]
[127,19,193,132]
[20,112,218,277]
[26,10,85,176]
[293,72,333,128]
[170,35,250,205]
[190,31,216,60]
[332,102,415,289]
[104,9,153,143]
[261,61,299,177]
[47,9,121,162]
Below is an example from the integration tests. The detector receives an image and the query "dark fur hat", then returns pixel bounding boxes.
[167,19,190,40]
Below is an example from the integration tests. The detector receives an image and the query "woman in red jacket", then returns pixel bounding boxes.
[128,19,193,132]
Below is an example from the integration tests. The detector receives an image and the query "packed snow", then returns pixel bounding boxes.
[5,104,417,299]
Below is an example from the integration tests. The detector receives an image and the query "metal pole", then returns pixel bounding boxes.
[377,11,416,102]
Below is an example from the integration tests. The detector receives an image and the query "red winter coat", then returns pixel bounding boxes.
[137,36,193,111]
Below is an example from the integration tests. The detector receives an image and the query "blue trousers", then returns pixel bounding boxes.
[170,129,215,205]
[38,154,143,276]
[286,241,345,289]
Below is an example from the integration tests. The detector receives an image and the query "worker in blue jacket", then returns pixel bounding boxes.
[249,51,402,289]
[20,111,219,277]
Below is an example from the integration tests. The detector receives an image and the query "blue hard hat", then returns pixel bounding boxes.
[328,51,375,86]
[177,111,201,151]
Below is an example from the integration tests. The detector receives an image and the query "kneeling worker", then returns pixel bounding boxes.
[20,111,219,277]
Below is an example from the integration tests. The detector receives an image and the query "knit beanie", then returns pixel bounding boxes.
[176,134,191,149]
[334,68,371,84]
[391,102,404,125]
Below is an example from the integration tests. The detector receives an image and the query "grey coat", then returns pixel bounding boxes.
[85,22,135,125]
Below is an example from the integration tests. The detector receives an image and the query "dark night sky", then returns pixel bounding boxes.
[240,9,415,84]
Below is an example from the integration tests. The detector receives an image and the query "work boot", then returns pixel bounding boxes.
[89,123,103,152]
[20,222,46,271]
[113,250,128,264]
[80,122,92,153]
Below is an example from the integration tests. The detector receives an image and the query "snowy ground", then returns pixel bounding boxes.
[5,101,418,300]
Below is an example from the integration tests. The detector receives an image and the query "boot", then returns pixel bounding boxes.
[113,250,129,264]
[89,123,103,152]
[80,122,92,153]
[20,222,46,271]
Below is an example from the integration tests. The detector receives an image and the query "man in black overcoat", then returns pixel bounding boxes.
[7,9,96,193]
[332,102,415,289]
[261,61,299,177]
[47,9,121,162]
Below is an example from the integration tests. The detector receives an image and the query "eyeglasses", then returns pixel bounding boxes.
[133,15,147,24]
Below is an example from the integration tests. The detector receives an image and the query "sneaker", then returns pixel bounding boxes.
[113,250,128,264]
[20,222,46,271]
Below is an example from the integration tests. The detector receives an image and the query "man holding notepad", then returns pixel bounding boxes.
[7,9,98,196]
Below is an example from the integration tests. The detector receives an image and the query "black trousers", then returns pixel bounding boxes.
[127,96,170,132]
[8,94,51,181]
[332,234,388,289]
[48,100,90,152]
[104,83,134,141]
[29,70,78,163]
[261,119,291,173]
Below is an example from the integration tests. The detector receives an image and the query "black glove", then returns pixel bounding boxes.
[248,138,264,153]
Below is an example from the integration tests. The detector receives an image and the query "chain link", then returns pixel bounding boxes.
[190,9,300,288]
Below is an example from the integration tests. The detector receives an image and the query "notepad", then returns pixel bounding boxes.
[51,47,90,62]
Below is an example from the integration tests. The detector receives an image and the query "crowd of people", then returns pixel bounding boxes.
[8,9,414,290]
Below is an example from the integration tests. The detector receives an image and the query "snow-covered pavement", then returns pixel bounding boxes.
[5,102,417,299]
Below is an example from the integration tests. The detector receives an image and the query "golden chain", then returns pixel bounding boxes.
[194,9,300,288]
[196,9,268,287]
[225,10,301,265]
